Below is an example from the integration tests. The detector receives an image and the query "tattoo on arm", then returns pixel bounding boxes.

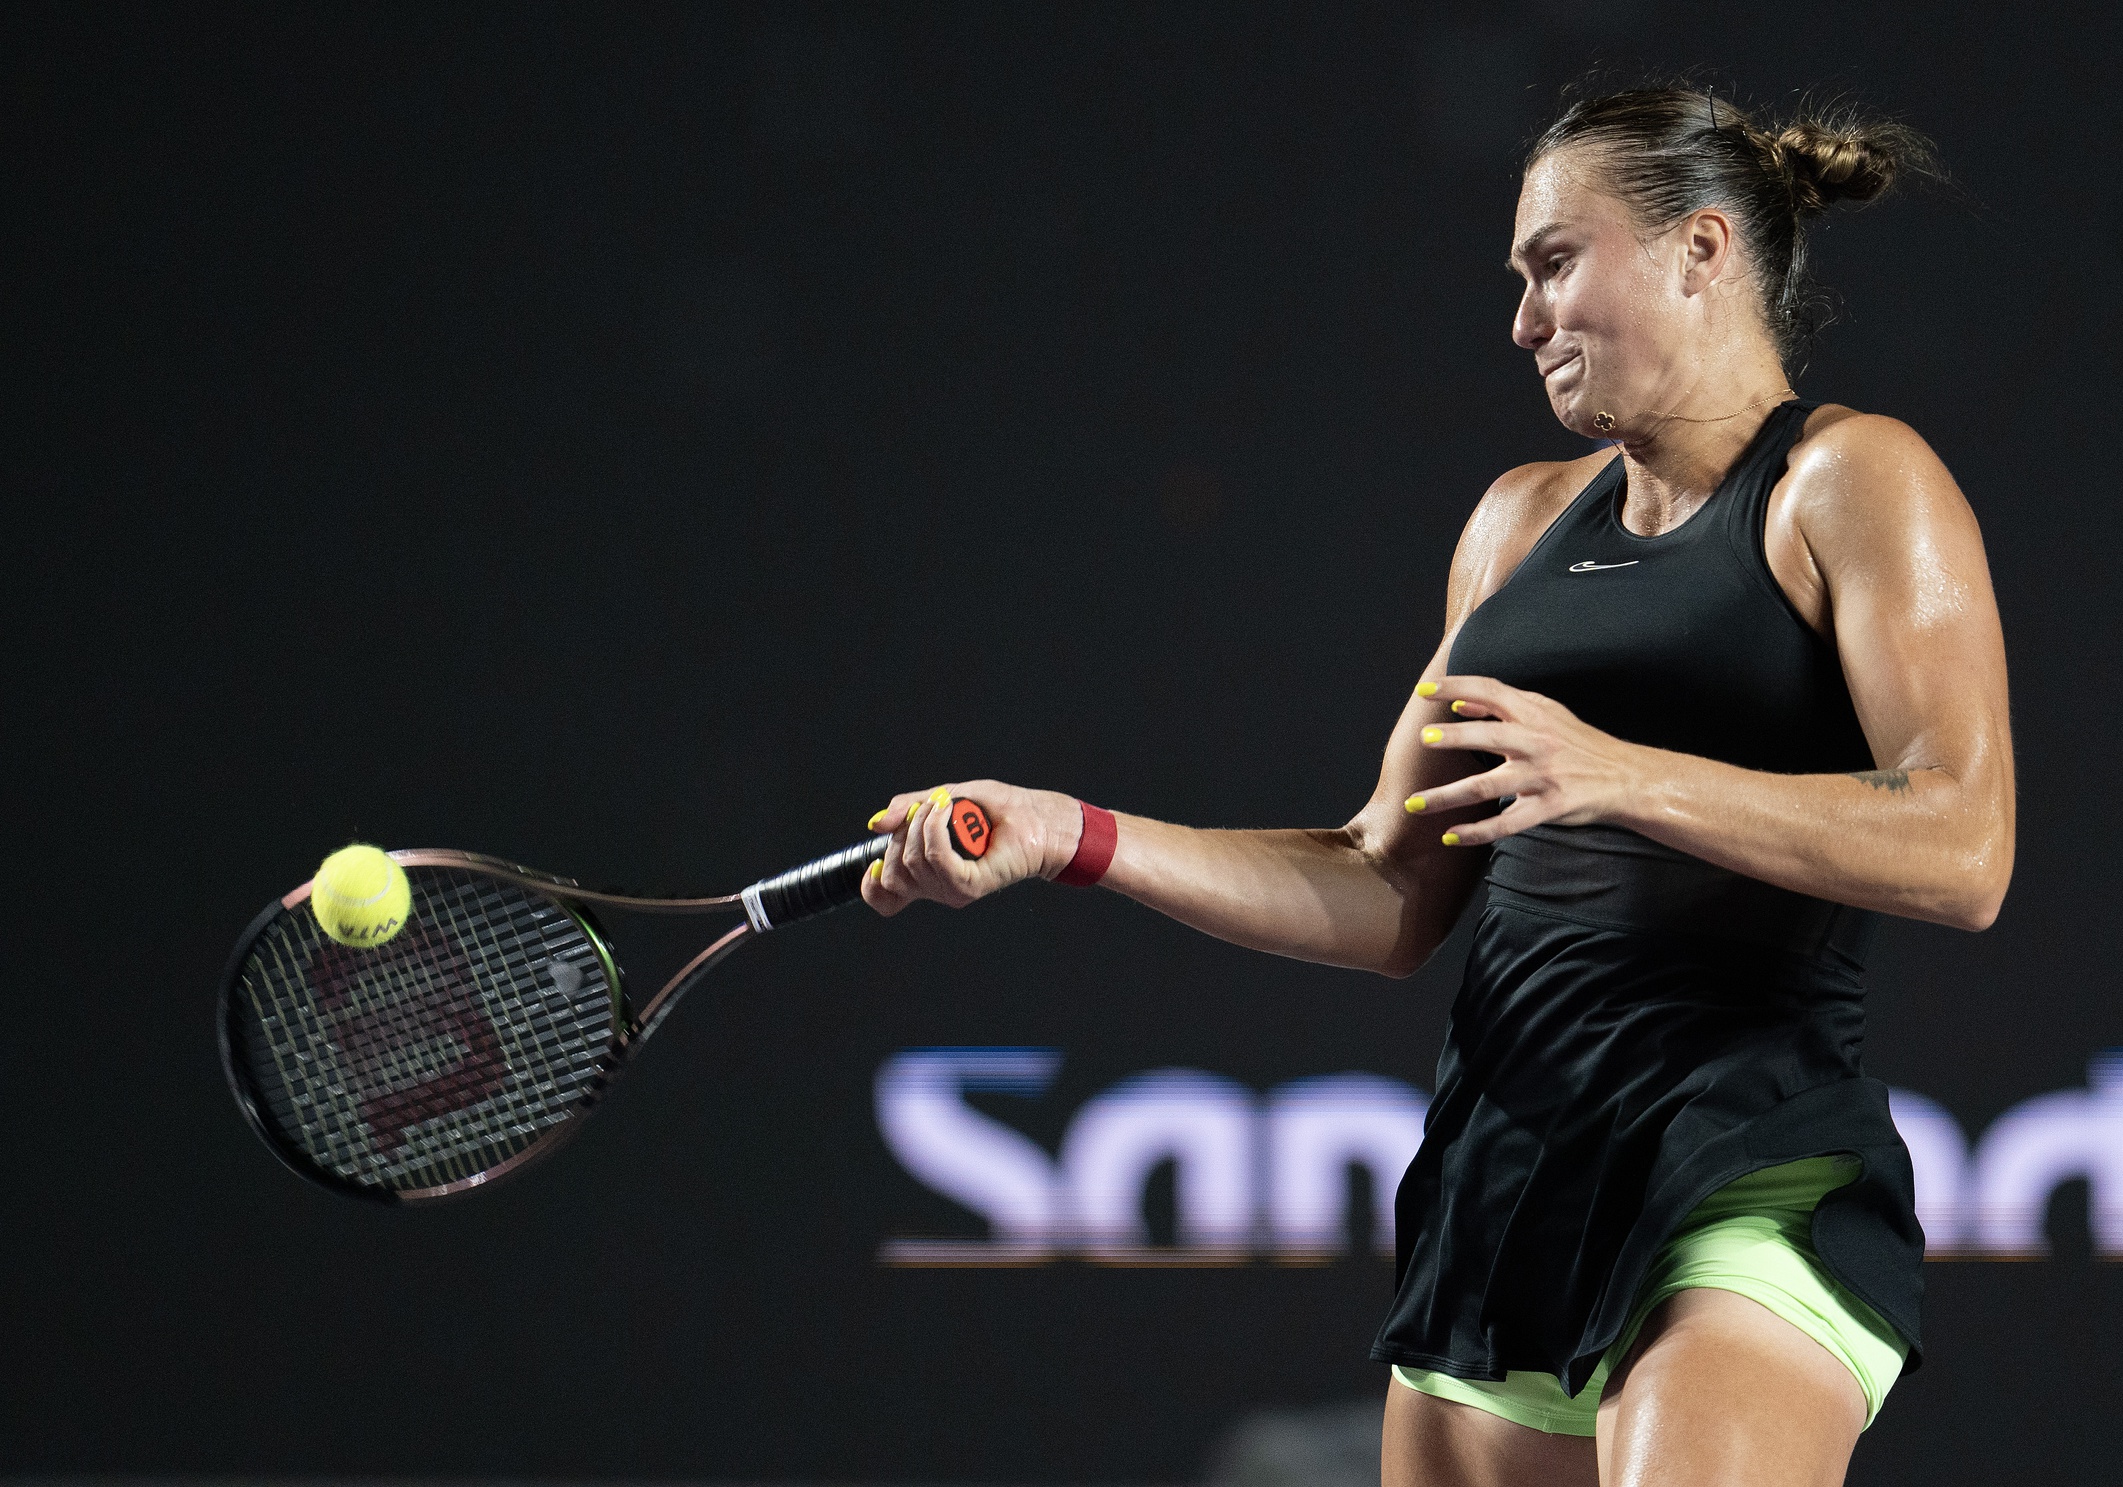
[1849,769,1913,794]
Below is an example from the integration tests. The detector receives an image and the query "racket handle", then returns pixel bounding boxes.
[741,798,992,932]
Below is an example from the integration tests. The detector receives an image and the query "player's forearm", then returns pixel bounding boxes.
[1093,813,1422,975]
[1611,747,2014,930]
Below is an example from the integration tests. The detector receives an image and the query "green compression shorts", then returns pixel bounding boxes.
[1391,1156,1909,1436]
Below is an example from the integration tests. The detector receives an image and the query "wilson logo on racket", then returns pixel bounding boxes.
[949,800,991,858]
[308,925,509,1155]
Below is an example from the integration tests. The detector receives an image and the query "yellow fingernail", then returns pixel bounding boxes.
[867,808,889,830]
[868,859,883,879]
[906,802,921,824]
[1405,795,1426,812]
[931,787,951,806]
[1451,700,1467,714]
[1421,726,1442,744]
[1416,682,1439,698]
[1442,832,1461,846]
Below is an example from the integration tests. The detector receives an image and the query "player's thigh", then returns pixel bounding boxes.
[1382,1378,1598,1487]
[1594,1288,1867,1487]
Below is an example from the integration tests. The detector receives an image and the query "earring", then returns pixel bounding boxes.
[1593,411,1617,433]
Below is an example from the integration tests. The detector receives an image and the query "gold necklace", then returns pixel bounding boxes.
[1592,387,1794,434]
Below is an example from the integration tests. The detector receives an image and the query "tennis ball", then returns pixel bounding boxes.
[311,844,412,948]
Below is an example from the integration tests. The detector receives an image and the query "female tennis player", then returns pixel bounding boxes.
[862,85,2011,1486]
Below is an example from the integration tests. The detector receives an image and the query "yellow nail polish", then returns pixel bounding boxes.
[1451,700,1467,714]
[906,802,921,824]
[1442,832,1461,846]
[931,787,951,806]
[867,808,889,830]
[1421,726,1443,744]
[1416,682,1439,698]
[868,859,883,879]
[1405,795,1426,812]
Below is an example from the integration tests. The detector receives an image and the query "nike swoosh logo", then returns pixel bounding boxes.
[1568,560,1640,573]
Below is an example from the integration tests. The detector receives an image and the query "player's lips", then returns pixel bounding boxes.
[1539,350,1582,381]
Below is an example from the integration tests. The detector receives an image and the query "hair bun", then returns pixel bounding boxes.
[1527,81,1941,366]
[1770,115,1929,214]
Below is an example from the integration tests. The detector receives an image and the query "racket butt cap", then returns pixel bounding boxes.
[947,798,992,860]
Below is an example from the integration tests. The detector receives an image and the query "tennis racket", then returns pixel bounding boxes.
[219,797,994,1203]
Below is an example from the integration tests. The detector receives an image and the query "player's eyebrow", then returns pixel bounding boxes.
[1507,222,1566,273]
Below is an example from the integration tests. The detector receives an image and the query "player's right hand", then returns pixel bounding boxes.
[859,780,1084,917]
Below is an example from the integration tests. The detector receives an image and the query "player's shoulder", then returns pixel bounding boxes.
[1488,448,1615,506]
[1786,402,1969,532]
[1793,403,1940,468]
[1447,450,1615,618]
[1466,449,1612,543]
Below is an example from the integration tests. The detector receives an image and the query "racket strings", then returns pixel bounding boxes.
[232,869,619,1194]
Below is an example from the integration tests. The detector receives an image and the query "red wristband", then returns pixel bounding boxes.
[1055,801,1117,887]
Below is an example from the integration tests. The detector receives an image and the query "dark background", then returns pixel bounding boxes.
[8,3,2121,1483]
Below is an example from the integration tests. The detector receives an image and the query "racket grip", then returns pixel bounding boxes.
[741,837,888,931]
[741,799,993,932]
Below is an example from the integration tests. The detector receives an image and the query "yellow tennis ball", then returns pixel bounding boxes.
[311,844,412,948]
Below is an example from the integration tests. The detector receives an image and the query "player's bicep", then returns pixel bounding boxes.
[1377,635,1496,795]
[1814,435,2008,776]
[1354,632,1503,871]
[1348,460,1579,911]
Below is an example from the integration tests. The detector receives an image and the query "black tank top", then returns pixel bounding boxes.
[1369,400,1924,1392]
[1450,399,1878,962]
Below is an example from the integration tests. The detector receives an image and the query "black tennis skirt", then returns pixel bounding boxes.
[1369,825,1925,1396]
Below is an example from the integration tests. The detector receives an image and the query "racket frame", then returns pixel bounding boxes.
[219,803,987,1204]
[217,849,756,1204]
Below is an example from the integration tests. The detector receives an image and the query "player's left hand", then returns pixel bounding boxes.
[1411,676,1645,846]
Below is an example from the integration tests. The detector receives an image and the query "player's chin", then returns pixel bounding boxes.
[1550,399,1603,440]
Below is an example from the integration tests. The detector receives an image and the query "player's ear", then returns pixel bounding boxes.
[1678,207,1735,295]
